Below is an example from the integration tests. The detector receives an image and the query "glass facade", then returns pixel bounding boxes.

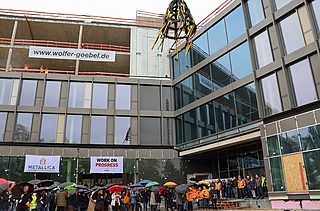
[140,86,160,111]
[246,0,265,27]
[279,12,304,55]
[65,115,82,144]
[208,19,227,55]
[304,150,320,190]
[40,114,57,143]
[253,30,273,69]
[19,80,37,106]
[14,113,33,142]
[90,116,107,144]
[311,0,320,37]
[273,0,292,10]
[299,124,320,151]
[0,79,12,105]
[162,86,172,111]
[181,75,195,107]
[197,101,215,138]
[194,65,212,100]
[0,112,7,141]
[68,82,84,108]
[92,83,108,109]
[215,93,236,132]
[270,157,286,191]
[230,42,252,80]
[183,109,197,143]
[288,59,317,106]
[192,33,209,66]
[225,6,246,43]
[140,117,161,145]
[44,81,61,107]
[163,118,173,145]
[116,84,131,110]
[114,116,130,145]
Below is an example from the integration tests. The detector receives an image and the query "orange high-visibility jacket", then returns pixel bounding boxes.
[186,191,193,201]
[238,180,246,188]
[215,182,221,190]
[202,189,209,199]
[191,188,197,199]
[197,190,203,200]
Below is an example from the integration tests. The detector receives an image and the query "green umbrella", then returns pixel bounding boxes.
[145,181,159,188]
[64,183,77,190]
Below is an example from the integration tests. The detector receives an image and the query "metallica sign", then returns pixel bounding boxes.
[24,155,60,173]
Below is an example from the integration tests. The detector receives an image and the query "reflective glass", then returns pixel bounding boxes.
[219,158,228,171]
[140,86,160,111]
[44,81,61,107]
[68,82,84,108]
[225,6,246,43]
[279,130,300,155]
[163,118,173,145]
[14,113,32,142]
[140,117,161,145]
[92,83,108,109]
[173,54,179,79]
[267,135,280,156]
[253,30,273,69]
[115,116,131,145]
[299,124,320,151]
[90,116,107,144]
[194,65,212,100]
[179,49,192,75]
[0,79,12,105]
[0,112,7,141]
[197,101,215,138]
[230,42,252,80]
[260,73,282,116]
[208,19,227,55]
[192,33,209,66]
[235,83,259,125]
[162,86,172,111]
[116,84,131,110]
[311,0,320,37]
[174,84,181,110]
[273,0,292,10]
[215,92,237,132]
[40,114,57,143]
[279,13,304,55]
[175,115,183,145]
[228,156,238,170]
[181,75,195,107]
[303,150,320,190]
[244,152,259,168]
[183,109,197,142]
[19,80,37,106]
[65,115,82,144]
[246,0,264,27]
[288,59,317,106]
[211,54,232,89]
[269,157,286,191]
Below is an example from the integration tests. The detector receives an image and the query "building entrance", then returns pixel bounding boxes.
[78,173,134,187]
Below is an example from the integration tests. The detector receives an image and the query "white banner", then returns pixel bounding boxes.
[29,46,116,62]
[24,155,60,173]
[90,157,123,173]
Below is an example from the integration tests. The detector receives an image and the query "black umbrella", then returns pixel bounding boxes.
[74,184,87,189]
[39,180,54,187]
[121,185,129,189]
[175,183,194,194]
[150,186,161,192]
[11,183,34,199]
[133,187,144,192]
[48,182,60,189]
[33,187,50,193]
[28,179,41,185]
[0,183,9,194]
[104,183,115,189]
[189,178,197,181]
[58,182,73,188]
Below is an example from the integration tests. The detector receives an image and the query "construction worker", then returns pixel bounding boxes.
[45,67,49,74]
[197,187,203,209]
[237,177,246,199]
[30,192,38,211]
[24,64,29,72]
[262,174,268,197]
[40,66,44,73]
[186,188,193,211]
[8,64,12,72]
[191,186,197,210]
[201,186,209,209]
[214,180,221,199]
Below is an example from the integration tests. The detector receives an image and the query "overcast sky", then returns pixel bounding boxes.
[1,0,227,24]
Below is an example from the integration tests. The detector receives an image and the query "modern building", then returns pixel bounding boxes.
[0,0,320,208]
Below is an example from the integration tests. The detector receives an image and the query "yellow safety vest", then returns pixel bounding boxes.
[30,193,37,210]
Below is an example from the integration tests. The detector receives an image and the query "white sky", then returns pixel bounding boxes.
[1,0,226,24]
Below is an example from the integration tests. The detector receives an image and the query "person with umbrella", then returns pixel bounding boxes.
[122,189,130,211]
[140,188,149,211]
[163,187,172,211]
[129,191,137,211]
[111,190,121,211]
[134,190,142,211]
[16,186,32,211]
[0,186,11,211]
[36,189,49,211]
[175,191,183,211]
[55,188,68,211]
[95,190,105,211]
[149,191,156,211]
[79,192,88,211]
[70,189,81,211]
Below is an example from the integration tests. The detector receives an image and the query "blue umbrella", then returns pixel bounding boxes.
[130,183,143,188]
[139,180,151,185]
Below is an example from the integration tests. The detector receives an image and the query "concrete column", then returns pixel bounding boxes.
[5,21,18,72]
[75,25,83,75]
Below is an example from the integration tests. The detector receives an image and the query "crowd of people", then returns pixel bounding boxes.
[0,174,267,211]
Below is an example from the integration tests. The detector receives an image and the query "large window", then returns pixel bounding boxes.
[14,113,33,142]
[0,79,12,105]
[68,82,84,108]
[260,73,282,116]
[279,130,300,155]
[310,0,320,37]
[273,0,292,11]
[44,81,61,107]
[40,114,57,143]
[299,124,320,151]
[0,112,7,141]
[140,86,160,111]
[208,19,227,55]
[172,55,179,79]
[65,115,82,144]
[19,80,37,106]
[115,117,131,145]
[279,12,304,55]
[194,65,212,100]
[246,0,265,27]
[270,157,286,191]
[174,84,181,110]
[197,101,215,138]
[90,116,107,144]
[163,118,173,145]
[181,75,195,107]
[303,150,320,190]
[116,84,131,110]
[192,33,209,66]
[175,115,183,145]
[288,59,317,106]
[162,87,172,111]
[179,49,192,75]
[225,6,246,43]
[267,135,280,157]
[253,30,273,69]
[92,83,108,109]
[215,92,237,132]
[183,109,197,142]
[140,117,161,145]
[230,42,252,80]
[211,54,232,89]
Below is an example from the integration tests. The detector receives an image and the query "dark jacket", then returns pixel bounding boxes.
[70,193,81,207]
[175,193,183,205]
[163,190,172,200]
[249,179,255,190]
[17,191,32,211]
[0,191,10,209]
[95,194,105,210]
[255,177,262,187]
[79,195,88,209]
[36,193,48,209]
[227,180,233,189]
[232,180,237,188]
[155,193,161,203]
[141,191,149,203]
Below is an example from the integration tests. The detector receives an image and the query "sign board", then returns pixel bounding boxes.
[24,155,60,173]
[90,157,123,173]
[29,46,116,62]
